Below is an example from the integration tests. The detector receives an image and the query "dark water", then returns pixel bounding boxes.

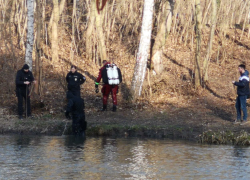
[0,136,250,180]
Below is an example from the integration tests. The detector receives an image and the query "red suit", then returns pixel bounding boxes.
[96,62,119,107]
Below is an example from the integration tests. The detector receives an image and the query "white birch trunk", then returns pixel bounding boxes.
[25,0,35,71]
[131,0,154,99]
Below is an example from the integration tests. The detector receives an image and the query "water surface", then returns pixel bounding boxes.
[0,135,249,179]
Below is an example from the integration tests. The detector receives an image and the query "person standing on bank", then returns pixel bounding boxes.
[95,60,122,112]
[16,64,36,119]
[233,64,250,125]
[66,65,86,97]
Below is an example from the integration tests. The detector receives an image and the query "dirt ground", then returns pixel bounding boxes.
[0,94,250,142]
[1,28,250,141]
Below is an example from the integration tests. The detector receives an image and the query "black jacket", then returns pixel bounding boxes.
[234,71,250,96]
[66,71,86,91]
[66,92,85,118]
[16,68,34,89]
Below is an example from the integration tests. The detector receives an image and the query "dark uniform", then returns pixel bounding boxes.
[65,92,87,136]
[15,64,34,117]
[66,71,86,97]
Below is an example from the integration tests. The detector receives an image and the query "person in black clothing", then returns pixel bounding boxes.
[65,91,87,136]
[16,64,36,119]
[66,65,86,97]
[233,64,250,125]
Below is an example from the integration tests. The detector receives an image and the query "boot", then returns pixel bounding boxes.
[19,115,23,120]
[101,105,107,111]
[112,105,117,112]
[27,114,34,118]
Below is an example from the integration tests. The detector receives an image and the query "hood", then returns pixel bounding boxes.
[67,91,75,100]
[22,64,29,70]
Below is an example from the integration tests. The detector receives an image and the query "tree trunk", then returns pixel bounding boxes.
[10,0,16,24]
[95,2,107,62]
[51,0,59,63]
[237,0,248,24]
[86,0,96,61]
[151,0,173,74]
[75,0,80,19]
[48,0,66,38]
[203,0,217,82]
[86,0,107,63]
[70,0,77,62]
[194,0,202,88]
[35,0,42,94]
[25,0,35,71]
[131,0,154,99]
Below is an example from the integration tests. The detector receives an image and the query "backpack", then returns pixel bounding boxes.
[103,64,122,85]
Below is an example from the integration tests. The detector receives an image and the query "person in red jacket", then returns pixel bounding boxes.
[95,60,122,112]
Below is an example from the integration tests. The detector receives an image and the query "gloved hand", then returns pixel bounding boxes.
[65,111,71,120]
[95,88,99,93]
[95,84,98,89]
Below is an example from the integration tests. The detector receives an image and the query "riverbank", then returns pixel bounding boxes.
[1,107,250,145]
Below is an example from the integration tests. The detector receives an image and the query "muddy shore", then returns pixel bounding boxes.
[1,109,250,145]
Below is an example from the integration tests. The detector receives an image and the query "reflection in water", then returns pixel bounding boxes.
[128,141,154,179]
[231,146,250,178]
[64,135,86,149]
[0,135,249,179]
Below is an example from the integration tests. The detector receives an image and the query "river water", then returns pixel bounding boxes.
[0,135,249,180]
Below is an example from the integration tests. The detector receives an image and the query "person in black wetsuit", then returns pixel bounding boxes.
[15,64,36,119]
[65,91,87,136]
[66,65,86,97]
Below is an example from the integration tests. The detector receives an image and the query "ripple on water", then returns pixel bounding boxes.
[0,135,249,179]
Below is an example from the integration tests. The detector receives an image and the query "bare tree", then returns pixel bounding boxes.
[194,0,202,88]
[131,0,155,99]
[48,0,66,39]
[95,1,107,61]
[203,0,217,82]
[35,0,42,94]
[151,0,173,74]
[86,0,107,64]
[86,0,96,62]
[51,0,59,63]
[25,0,35,70]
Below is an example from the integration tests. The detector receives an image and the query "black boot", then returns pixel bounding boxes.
[27,114,34,118]
[19,115,23,120]
[112,105,117,112]
[101,105,107,111]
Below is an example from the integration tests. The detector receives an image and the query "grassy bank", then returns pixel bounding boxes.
[1,114,250,146]
[0,116,195,139]
[200,130,250,145]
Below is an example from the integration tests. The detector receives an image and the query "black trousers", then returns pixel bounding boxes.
[16,88,31,116]
[72,114,87,135]
[69,89,81,97]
